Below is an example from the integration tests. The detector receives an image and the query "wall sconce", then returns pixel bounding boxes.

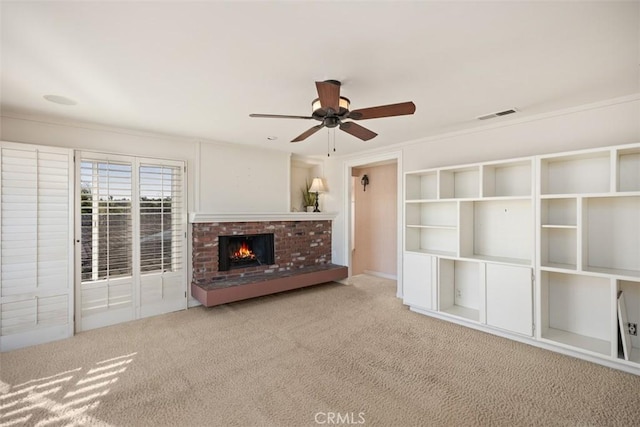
[361,174,369,192]
[308,177,326,212]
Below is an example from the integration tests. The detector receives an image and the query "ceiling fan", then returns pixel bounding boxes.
[250,80,416,143]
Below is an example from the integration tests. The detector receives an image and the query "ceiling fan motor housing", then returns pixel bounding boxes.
[323,116,341,128]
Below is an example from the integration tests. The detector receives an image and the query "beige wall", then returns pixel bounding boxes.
[324,98,640,272]
[352,163,397,277]
[0,114,292,214]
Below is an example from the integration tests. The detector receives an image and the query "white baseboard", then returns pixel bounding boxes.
[408,306,640,376]
[363,270,397,280]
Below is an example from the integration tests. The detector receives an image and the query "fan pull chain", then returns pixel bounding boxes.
[327,129,330,157]
[333,129,336,153]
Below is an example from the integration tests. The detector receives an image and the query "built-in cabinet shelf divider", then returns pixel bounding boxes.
[403,143,640,374]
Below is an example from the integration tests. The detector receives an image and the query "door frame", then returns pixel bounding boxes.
[342,150,403,297]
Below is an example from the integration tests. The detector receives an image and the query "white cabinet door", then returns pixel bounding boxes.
[486,263,533,336]
[403,252,435,310]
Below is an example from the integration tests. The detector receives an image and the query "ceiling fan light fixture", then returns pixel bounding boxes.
[311,96,350,115]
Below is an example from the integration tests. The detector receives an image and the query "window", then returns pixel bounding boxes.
[80,161,133,282]
[139,164,184,274]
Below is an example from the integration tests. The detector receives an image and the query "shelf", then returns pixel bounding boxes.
[542,328,611,357]
[406,198,465,203]
[405,248,456,257]
[475,195,532,201]
[617,147,640,192]
[540,150,611,195]
[406,224,456,230]
[540,198,576,227]
[463,254,531,266]
[583,196,640,276]
[438,259,481,323]
[540,263,577,272]
[439,166,480,199]
[405,200,457,228]
[405,171,437,200]
[460,199,532,263]
[540,271,613,357]
[583,266,640,280]
[405,199,434,204]
[405,227,457,255]
[540,192,640,199]
[540,227,576,268]
[441,305,479,322]
[482,160,532,198]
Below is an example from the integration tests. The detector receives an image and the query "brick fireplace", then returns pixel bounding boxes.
[192,219,332,285]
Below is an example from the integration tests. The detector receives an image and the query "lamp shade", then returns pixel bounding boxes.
[308,178,325,193]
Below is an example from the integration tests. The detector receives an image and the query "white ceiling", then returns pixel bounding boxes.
[1,1,639,157]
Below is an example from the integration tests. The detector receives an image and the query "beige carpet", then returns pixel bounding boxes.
[2,275,640,426]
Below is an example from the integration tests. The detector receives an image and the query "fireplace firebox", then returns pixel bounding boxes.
[218,233,275,271]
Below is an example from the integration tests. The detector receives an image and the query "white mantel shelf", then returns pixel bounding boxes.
[189,212,339,223]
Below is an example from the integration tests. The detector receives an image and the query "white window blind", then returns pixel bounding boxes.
[1,143,73,351]
[80,160,133,282]
[139,164,184,274]
[78,159,134,329]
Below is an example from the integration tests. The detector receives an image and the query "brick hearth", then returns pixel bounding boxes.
[192,220,332,285]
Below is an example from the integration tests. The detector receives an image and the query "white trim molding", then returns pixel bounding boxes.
[189,212,339,223]
[342,150,403,297]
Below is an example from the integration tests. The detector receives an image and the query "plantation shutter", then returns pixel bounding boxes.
[78,156,135,331]
[138,160,186,318]
[76,153,186,331]
[0,142,74,351]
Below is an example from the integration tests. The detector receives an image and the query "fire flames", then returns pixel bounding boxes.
[231,241,256,261]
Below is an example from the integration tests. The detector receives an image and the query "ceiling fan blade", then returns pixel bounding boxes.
[348,101,416,120]
[291,124,324,143]
[250,113,313,119]
[339,122,377,141]
[315,80,341,113]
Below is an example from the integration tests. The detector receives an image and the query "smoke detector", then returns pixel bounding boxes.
[44,94,77,106]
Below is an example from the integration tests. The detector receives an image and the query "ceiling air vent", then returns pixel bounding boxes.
[476,108,518,120]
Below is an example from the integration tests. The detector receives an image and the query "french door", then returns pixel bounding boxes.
[76,152,186,332]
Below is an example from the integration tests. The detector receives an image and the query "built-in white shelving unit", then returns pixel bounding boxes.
[536,144,640,369]
[403,143,640,374]
[403,156,534,338]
